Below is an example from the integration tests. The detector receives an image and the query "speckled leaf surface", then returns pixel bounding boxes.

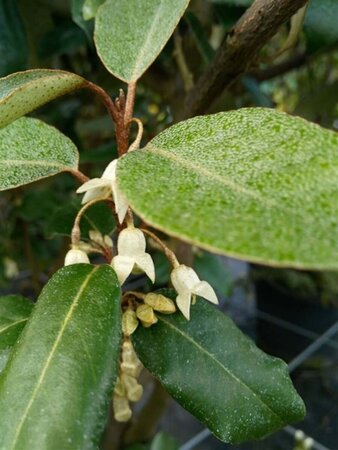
[0,295,33,374]
[118,108,338,270]
[0,117,79,191]
[94,0,190,82]
[0,69,86,128]
[0,264,121,450]
[133,298,305,444]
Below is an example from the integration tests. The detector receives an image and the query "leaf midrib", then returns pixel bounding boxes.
[0,318,28,334]
[0,160,73,168]
[129,0,165,81]
[158,315,284,424]
[9,266,99,449]
[146,143,272,204]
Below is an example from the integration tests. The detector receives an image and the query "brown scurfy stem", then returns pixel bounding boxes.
[67,169,90,184]
[140,228,179,268]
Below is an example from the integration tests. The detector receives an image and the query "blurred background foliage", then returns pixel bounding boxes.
[0,0,337,308]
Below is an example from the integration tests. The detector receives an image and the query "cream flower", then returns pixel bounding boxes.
[64,247,90,266]
[171,265,218,320]
[76,159,128,224]
[111,227,155,285]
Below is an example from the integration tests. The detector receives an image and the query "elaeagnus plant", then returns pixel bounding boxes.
[0,1,337,449]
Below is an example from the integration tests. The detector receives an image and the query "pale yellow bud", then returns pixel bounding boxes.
[121,341,142,377]
[121,373,143,402]
[103,235,113,248]
[136,304,158,325]
[114,376,125,397]
[113,394,132,422]
[89,230,104,246]
[122,309,139,336]
[144,293,176,314]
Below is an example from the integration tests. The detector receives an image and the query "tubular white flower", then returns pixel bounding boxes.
[76,159,129,224]
[170,264,218,320]
[64,248,90,266]
[111,228,155,285]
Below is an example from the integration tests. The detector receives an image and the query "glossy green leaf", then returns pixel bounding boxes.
[304,0,338,52]
[0,117,79,191]
[118,108,338,270]
[46,198,115,238]
[0,264,121,450]
[0,295,33,374]
[94,0,190,82]
[133,297,305,444]
[0,69,86,128]
[0,0,28,77]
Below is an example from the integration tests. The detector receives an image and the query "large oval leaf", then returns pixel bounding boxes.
[118,108,338,270]
[0,117,79,191]
[0,264,121,450]
[133,298,305,444]
[0,69,86,128]
[0,295,33,374]
[94,0,190,82]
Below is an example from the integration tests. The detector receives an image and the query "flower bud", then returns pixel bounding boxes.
[89,230,104,246]
[64,248,90,266]
[121,341,142,377]
[114,376,125,397]
[121,373,143,402]
[113,394,132,422]
[122,309,139,336]
[136,304,158,326]
[144,293,176,314]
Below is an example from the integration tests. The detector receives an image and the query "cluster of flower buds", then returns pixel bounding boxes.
[122,293,176,335]
[113,340,143,422]
[64,230,114,266]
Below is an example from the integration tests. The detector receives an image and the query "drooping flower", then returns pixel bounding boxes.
[111,227,155,285]
[76,159,128,224]
[170,264,218,320]
[64,247,90,266]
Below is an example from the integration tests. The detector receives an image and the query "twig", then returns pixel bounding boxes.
[184,0,308,117]
[67,169,90,184]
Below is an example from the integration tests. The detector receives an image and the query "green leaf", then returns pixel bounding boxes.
[150,432,179,450]
[0,0,28,77]
[94,0,190,82]
[0,69,87,128]
[304,0,338,52]
[133,298,305,444]
[0,295,33,374]
[118,108,338,270]
[0,117,79,191]
[46,198,115,238]
[0,264,121,450]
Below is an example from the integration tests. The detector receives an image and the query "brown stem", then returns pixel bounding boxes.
[124,81,137,127]
[184,0,308,117]
[67,169,90,184]
[141,228,179,268]
[85,80,119,123]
